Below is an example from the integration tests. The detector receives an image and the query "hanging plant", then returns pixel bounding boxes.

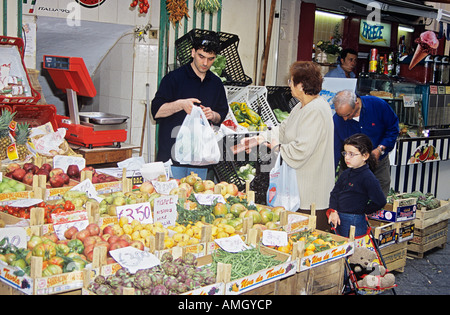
[166,0,190,26]
[195,0,221,14]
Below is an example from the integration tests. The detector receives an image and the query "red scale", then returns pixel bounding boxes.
[43,55,128,149]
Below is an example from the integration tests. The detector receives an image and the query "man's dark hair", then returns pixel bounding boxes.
[340,48,357,60]
[192,32,221,55]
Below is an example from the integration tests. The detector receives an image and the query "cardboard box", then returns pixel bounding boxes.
[369,197,417,223]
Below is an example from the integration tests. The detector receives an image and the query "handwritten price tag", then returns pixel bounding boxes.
[116,202,153,225]
[110,246,160,274]
[153,195,178,227]
[151,180,178,195]
[215,234,250,253]
[262,230,288,247]
[194,194,225,205]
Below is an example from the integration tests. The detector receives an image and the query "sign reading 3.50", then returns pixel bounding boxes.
[116,202,153,225]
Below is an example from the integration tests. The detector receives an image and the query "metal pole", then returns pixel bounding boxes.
[3,0,7,36]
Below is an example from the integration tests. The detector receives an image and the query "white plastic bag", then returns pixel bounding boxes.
[174,106,221,166]
[266,153,300,211]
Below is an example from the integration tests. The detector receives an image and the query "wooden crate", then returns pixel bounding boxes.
[380,241,408,273]
[408,220,448,258]
[294,257,345,295]
[414,200,450,230]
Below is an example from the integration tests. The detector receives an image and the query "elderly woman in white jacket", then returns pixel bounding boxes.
[244,61,335,231]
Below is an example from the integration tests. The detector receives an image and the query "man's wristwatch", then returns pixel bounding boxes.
[377,145,386,155]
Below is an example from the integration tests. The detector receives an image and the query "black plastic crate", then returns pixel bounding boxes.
[266,86,298,113]
[175,29,252,87]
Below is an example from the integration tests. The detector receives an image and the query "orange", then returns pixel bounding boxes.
[313,238,325,245]
[305,243,316,252]
[304,250,315,256]
[278,245,291,254]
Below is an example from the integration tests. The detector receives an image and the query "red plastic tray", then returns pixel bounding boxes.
[12,104,58,131]
[0,36,41,105]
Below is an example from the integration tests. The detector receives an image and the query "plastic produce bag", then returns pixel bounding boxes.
[174,106,221,166]
[266,153,300,211]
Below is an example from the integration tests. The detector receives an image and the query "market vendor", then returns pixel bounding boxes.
[324,48,357,78]
[332,90,399,196]
[151,32,229,180]
[242,61,335,231]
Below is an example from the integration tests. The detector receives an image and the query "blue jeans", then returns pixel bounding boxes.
[335,212,368,238]
[171,166,208,180]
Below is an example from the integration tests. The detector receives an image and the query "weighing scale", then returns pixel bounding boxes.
[43,55,128,149]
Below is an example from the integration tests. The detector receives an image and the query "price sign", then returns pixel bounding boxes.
[215,234,250,253]
[262,230,288,247]
[71,179,103,203]
[402,95,415,108]
[116,202,153,225]
[194,193,225,205]
[151,179,178,195]
[110,246,160,274]
[153,195,178,227]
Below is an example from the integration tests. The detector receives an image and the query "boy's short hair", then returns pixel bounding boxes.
[340,48,357,60]
[192,32,221,55]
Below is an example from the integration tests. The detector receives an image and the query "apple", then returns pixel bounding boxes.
[84,244,95,260]
[60,173,70,185]
[49,168,64,178]
[22,172,34,186]
[67,165,80,179]
[178,183,193,196]
[203,180,215,191]
[12,168,26,181]
[140,181,155,194]
[110,242,125,251]
[82,166,96,175]
[119,234,131,244]
[101,234,112,242]
[107,235,120,245]
[103,225,115,236]
[94,241,110,252]
[40,163,52,173]
[226,183,239,196]
[64,226,79,240]
[86,223,100,236]
[23,163,35,173]
[31,165,39,174]
[130,240,144,251]
[6,163,21,173]
[49,174,65,188]
[36,169,50,181]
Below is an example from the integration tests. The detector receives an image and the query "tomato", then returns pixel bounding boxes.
[42,264,63,277]
[32,243,56,261]
[10,259,27,270]
[55,244,70,256]
[27,235,42,250]
[64,258,86,273]
[67,239,84,255]
[48,256,65,268]
[64,201,75,211]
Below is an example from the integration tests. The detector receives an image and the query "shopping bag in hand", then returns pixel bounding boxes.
[266,153,300,211]
[174,106,221,166]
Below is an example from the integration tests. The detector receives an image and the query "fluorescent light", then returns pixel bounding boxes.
[316,11,346,20]
[399,26,414,33]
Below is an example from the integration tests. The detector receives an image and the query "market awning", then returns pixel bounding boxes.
[347,0,450,22]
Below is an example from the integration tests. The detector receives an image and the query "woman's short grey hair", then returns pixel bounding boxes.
[333,90,357,110]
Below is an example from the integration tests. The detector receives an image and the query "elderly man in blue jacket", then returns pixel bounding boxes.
[332,90,399,196]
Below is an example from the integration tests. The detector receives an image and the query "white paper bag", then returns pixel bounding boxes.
[174,106,221,166]
[266,154,300,211]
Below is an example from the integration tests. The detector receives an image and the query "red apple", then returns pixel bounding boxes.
[31,165,39,174]
[110,242,125,251]
[118,234,131,244]
[12,168,26,181]
[107,235,120,245]
[6,163,21,173]
[103,225,115,236]
[118,239,130,248]
[67,165,80,179]
[140,181,155,194]
[22,173,34,186]
[82,166,96,174]
[86,223,100,236]
[101,234,112,242]
[83,236,100,248]
[130,240,144,251]
[49,174,65,188]
[23,163,35,173]
[60,173,70,185]
[40,163,52,173]
[49,168,64,178]
[36,169,50,181]
[94,241,110,252]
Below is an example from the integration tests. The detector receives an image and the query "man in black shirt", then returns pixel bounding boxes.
[151,33,229,179]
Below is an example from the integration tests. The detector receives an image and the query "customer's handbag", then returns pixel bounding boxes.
[266,153,300,211]
[174,106,221,166]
